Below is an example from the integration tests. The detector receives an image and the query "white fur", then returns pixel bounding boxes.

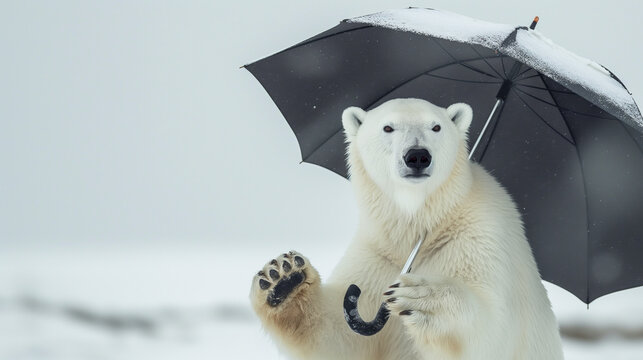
[251,98,564,359]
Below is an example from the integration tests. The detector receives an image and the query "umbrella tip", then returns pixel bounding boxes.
[239,64,246,69]
[530,16,539,30]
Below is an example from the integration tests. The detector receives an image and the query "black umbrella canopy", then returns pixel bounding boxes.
[244,8,643,304]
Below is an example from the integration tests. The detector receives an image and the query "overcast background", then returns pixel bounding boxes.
[1,1,643,359]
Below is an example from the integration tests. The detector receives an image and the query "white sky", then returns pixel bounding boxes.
[1,0,642,249]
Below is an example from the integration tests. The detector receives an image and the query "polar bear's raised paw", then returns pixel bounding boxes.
[253,251,313,307]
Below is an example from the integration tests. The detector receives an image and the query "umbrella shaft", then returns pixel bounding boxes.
[400,233,426,274]
[469,99,503,161]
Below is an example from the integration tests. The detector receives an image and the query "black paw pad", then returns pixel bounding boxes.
[266,272,305,307]
[269,269,280,280]
[270,259,278,266]
[282,261,292,273]
[259,279,271,290]
[294,256,305,267]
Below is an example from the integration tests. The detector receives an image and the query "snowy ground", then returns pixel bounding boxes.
[1,245,642,360]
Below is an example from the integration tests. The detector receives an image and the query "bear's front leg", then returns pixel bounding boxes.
[383,273,479,359]
[250,251,323,356]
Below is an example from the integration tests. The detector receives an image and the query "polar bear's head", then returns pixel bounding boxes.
[342,98,473,214]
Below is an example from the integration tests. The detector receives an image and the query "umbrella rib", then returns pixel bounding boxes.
[515,88,614,120]
[513,90,575,145]
[500,55,508,78]
[476,99,507,163]
[516,72,540,82]
[300,128,342,163]
[532,74,576,143]
[428,36,500,79]
[514,67,535,81]
[535,75,592,303]
[535,76,643,156]
[459,63,502,80]
[428,55,507,76]
[533,84,643,153]
[520,74,541,81]
[423,73,502,84]
[366,55,508,111]
[516,83,576,95]
[468,44,504,79]
[538,73,643,302]
[300,56,507,163]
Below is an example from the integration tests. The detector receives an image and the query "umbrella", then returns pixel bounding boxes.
[243,8,643,334]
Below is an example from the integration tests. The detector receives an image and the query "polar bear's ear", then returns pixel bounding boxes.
[447,103,473,133]
[342,106,366,141]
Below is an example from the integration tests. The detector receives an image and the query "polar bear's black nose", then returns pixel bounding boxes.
[404,149,432,170]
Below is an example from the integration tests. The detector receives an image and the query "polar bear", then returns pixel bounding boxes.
[250,98,564,359]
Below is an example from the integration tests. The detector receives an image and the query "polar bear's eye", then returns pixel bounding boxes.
[432,125,441,132]
[383,126,394,133]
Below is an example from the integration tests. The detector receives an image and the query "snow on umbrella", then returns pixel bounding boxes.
[243,7,643,335]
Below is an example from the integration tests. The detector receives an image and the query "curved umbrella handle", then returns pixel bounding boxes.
[343,284,390,336]
[342,234,426,336]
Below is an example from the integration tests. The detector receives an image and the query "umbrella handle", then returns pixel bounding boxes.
[342,233,426,336]
[343,284,390,336]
